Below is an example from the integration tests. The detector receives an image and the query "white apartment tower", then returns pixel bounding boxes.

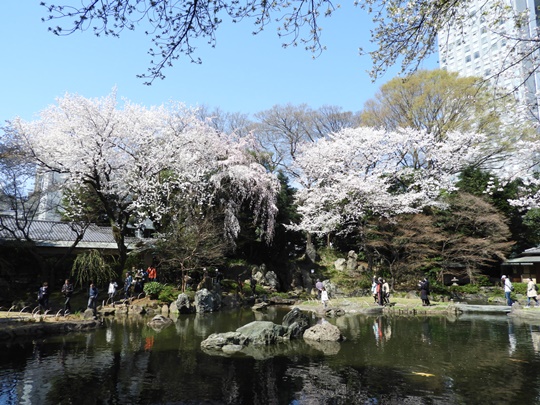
[34,170,65,221]
[438,0,540,119]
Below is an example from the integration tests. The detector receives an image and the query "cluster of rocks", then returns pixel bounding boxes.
[200,307,345,357]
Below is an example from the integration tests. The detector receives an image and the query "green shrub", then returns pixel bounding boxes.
[430,281,450,295]
[464,284,480,294]
[475,275,491,287]
[143,282,164,299]
[158,285,179,304]
[512,282,527,296]
[451,284,480,294]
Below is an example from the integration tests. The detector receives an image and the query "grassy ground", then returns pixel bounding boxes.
[295,295,453,313]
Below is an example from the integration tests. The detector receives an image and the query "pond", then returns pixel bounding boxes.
[1,307,540,404]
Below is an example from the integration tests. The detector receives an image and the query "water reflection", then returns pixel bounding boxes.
[2,310,540,404]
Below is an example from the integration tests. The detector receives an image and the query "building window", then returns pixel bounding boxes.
[474,51,480,59]
[465,55,472,63]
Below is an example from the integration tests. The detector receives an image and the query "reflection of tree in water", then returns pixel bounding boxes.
[6,315,540,404]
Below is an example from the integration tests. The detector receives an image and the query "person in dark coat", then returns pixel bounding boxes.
[37,282,49,313]
[88,283,99,317]
[419,277,430,306]
[376,277,384,306]
[61,279,74,314]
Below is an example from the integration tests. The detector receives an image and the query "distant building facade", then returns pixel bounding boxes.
[437,0,540,119]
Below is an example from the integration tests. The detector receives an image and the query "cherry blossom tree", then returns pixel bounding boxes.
[9,90,279,270]
[291,126,487,237]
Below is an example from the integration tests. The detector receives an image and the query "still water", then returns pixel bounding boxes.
[1,307,540,404]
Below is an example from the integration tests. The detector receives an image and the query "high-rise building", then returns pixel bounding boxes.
[438,0,540,118]
[33,170,65,221]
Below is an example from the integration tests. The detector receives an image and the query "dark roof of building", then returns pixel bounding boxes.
[522,246,540,256]
[0,217,140,250]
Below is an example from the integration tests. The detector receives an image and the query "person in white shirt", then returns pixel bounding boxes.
[321,287,329,308]
[108,280,118,301]
[502,275,514,306]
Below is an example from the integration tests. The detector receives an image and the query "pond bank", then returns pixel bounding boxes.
[291,296,537,319]
[0,311,100,341]
[1,296,538,342]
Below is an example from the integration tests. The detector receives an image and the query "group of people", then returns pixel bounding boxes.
[37,278,97,317]
[371,277,391,306]
[122,265,158,299]
[36,263,158,317]
[315,279,329,308]
[502,275,539,307]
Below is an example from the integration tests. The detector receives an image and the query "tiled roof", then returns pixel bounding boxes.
[522,246,540,256]
[0,217,133,248]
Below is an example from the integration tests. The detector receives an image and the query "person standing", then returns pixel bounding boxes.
[108,280,118,301]
[236,274,244,298]
[88,282,99,317]
[124,272,133,299]
[382,279,390,305]
[321,286,329,308]
[37,282,49,313]
[526,278,539,307]
[315,279,323,299]
[61,279,74,315]
[376,277,384,306]
[419,277,430,306]
[371,277,378,304]
[214,268,222,285]
[147,266,157,282]
[502,275,513,306]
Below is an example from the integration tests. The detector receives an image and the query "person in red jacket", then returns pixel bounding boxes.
[147,266,157,282]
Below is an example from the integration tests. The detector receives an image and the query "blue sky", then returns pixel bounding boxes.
[2,2,438,124]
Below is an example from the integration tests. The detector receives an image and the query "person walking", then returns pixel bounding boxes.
[382,279,390,305]
[315,279,323,300]
[37,282,49,313]
[61,279,74,315]
[502,275,514,306]
[108,280,118,302]
[321,286,329,309]
[526,278,539,307]
[376,277,384,306]
[88,282,99,317]
[371,277,378,304]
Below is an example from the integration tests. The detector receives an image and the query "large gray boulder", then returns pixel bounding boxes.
[265,271,279,291]
[194,288,221,313]
[303,322,344,342]
[201,321,288,354]
[236,321,288,346]
[201,309,311,357]
[282,307,310,338]
[334,258,347,272]
[175,293,192,314]
[200,331,248,351]
[346,250,358,272]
